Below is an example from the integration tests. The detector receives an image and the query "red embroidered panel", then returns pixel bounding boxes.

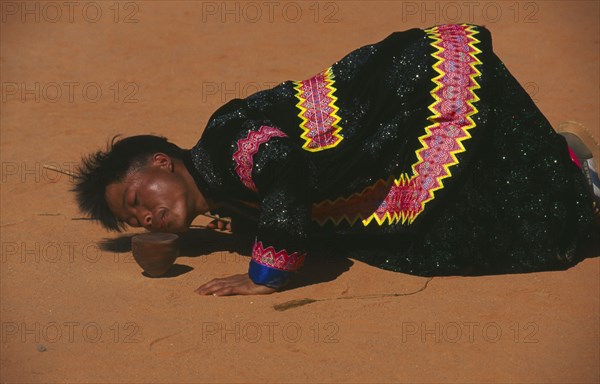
[233,125,287,192]
[252,240,306,272]
[294,67,343,152]
[312,24,483,226]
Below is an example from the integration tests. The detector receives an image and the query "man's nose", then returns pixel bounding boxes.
[137,211,152,228]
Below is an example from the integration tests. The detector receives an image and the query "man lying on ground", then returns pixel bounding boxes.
[73,24,600,296]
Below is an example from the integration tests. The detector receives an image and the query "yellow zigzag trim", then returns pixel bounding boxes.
[311,177,394,227]
[293,67,344,152]
[312,24,483,227]
[360,174,412,226]
[362,24,483,226]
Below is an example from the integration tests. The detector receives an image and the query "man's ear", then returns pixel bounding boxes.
[150,153,173,171]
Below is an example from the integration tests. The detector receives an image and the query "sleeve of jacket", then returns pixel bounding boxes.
[230,124,312,289]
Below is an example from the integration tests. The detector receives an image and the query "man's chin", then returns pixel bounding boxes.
[168,217,194,233]
[169,226,189,234]
[149,222,187,234]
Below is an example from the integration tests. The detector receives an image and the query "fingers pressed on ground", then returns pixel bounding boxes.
[194,278,222,294]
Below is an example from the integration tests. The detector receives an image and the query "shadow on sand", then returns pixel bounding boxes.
[98,228,353,289]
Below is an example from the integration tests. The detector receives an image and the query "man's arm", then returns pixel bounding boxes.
[195,125,311,296]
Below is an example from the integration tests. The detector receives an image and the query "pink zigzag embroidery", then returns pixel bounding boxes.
[233,125,287,192]
[252,240,306,271]
[363,24,483,225]
[294,67,344,152]
[311,24,483,227]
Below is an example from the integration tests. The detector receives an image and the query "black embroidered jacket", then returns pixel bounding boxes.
[189,24,595,288]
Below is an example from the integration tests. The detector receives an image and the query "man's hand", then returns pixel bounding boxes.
[194,273,276,296]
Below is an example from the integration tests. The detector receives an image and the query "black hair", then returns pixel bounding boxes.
[72,135,185,231]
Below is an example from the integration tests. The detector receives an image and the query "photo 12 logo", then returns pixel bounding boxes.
[201,321,340,343]
[200,1,340,23]
[399,1,540,24]
[1,239,138,264]
[1,162,78,184]
[1,321,142,344]
[201,81,279,104]
[1,1,140,23]
[1,82,139,103]
[401,321,539,343]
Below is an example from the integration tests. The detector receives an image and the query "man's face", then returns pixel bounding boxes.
[105,154,195,233]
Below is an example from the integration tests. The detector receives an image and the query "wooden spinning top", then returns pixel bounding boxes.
[131,233,179,277]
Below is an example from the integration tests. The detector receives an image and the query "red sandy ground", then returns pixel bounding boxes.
[1,1,599,383]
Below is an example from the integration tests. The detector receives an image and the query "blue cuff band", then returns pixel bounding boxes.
[248,260,294,289]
